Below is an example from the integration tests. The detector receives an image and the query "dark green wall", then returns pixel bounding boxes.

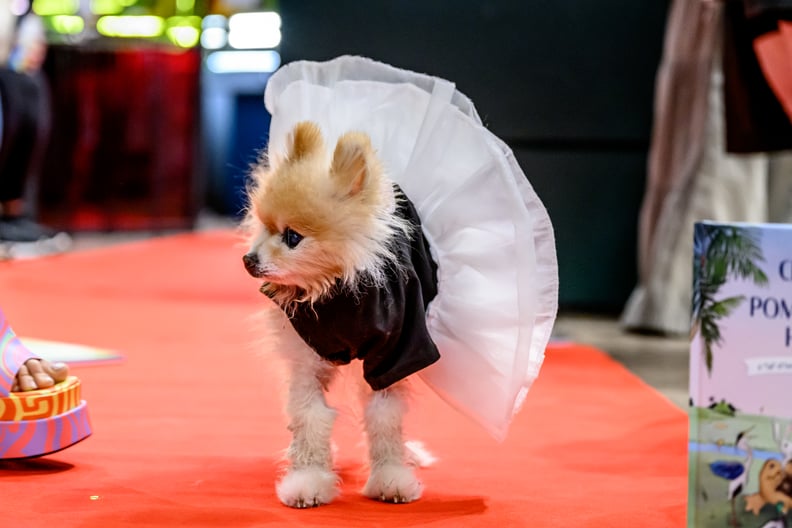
[279,1,670,312]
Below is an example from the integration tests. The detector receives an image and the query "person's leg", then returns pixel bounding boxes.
[0,73,70,390]
[0,68,40,210]
[0,69,65,244]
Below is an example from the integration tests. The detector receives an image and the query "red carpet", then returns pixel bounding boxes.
[0,231,687,527]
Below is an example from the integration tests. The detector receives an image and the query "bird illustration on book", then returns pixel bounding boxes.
[710,429,754,527]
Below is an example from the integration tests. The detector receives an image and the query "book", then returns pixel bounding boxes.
[688,221,792,527]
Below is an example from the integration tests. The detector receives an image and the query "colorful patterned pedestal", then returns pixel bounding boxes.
[0,377,92,459]
[1,309,92,459]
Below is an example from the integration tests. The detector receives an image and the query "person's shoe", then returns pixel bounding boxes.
[0,308,92,459]
[0,216,59,242]
[0,216,72,259]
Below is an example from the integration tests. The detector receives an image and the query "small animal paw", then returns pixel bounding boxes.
[276,467,339,508]
[362,464,422,504]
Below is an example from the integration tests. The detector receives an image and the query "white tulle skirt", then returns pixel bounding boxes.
[264,55,558,441]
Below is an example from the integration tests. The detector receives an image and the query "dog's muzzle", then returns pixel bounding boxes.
[243,253,263,278]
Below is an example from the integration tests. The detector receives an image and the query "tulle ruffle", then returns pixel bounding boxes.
[264,55,558,441]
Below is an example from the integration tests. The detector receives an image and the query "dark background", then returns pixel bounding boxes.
[37,1,671,313]
[277,0,671,311]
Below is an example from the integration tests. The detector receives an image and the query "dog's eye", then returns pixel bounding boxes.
[282,227,304,249]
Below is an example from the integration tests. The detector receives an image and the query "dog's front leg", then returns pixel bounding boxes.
[362,381,422,503]
[276,354,338,508]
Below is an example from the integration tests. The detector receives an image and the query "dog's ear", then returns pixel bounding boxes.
[331,132,373,197]
[286,121,324,162]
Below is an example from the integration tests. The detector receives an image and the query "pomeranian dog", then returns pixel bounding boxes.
[242,121,440,508]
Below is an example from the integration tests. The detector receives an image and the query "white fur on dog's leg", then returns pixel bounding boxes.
[405,440,437,468]
[362,382,422,503]
[278,336,339,508]
[362,463,423,503]
[277,467,339,508]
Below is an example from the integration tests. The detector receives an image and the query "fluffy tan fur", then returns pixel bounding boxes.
[242,121,427,507]
[244,121,411,307]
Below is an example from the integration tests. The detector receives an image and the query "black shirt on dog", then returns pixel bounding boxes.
[282,188,440,391]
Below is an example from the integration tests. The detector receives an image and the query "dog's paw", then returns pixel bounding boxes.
[362,464,422,504]
[276,467,339,508]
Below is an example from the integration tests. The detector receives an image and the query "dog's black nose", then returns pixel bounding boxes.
[243,253,259,275]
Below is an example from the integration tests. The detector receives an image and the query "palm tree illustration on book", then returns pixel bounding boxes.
[692,223,769,375]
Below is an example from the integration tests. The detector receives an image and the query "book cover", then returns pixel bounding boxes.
[688,221,792,527]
